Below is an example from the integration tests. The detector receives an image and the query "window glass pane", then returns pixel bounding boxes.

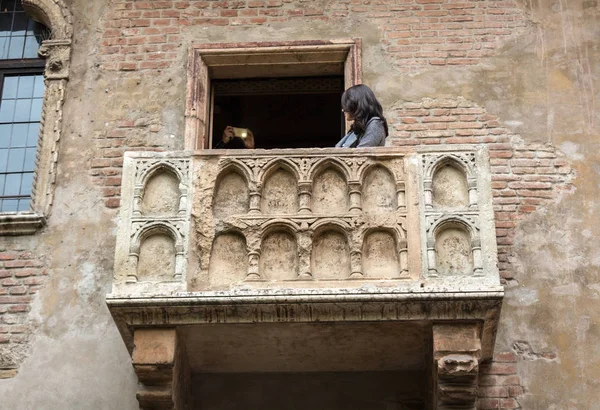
[29,97,41,122]
[25,18,35,35]
[0,71,45,209]
[23,34,39,58]
[17,75,34,98]
[23,146,35,171]
[11,122,27,147]
[0,148,7,172]
[4,172,20,195]
[7,35,23,58]
[0,13,12,37]
[0,123,11,147]
[11,11,25,35]
[6,147,24,172]
[13,97,31,122]
[26,122,38,146]
[20,171,32,195]
[2,76,17,99]
[33,75,44,98]
[0,36,8,58]
[17,198,29,211]
[0,98,15,122]
[2,199,18,212]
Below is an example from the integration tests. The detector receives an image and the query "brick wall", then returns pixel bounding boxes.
[100,0,527,73]
[91,118,165,208]
[390,97,573,286]
[0,248,47,378]
[90,2,568,406]
[478,352,524,409]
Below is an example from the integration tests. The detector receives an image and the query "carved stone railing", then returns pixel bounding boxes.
[111,146,500,295]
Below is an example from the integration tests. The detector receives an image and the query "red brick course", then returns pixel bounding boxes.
[478,352,524,409]
[0,249,46,351]
[99,0,527,73]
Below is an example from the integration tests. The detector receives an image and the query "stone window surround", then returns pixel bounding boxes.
[185,39,362,150]
[0,0,73,235]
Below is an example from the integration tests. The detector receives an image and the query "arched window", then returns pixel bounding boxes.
[0,0,49,212]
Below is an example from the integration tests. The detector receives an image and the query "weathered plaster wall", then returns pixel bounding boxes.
[0,0,598,408]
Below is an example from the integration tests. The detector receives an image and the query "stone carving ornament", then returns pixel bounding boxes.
[202,153,409,282]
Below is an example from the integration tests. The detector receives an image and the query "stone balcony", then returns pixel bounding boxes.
[107,146,503,410]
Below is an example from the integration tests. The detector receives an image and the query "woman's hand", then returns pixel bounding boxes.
[243,129,255,149]
[222,126,235,143]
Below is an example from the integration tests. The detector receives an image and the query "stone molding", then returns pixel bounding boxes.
[22,0,73,40]
[108,289,503,359]
[0,0,73,235]
[0,212,45,235]
[185,39,362,150]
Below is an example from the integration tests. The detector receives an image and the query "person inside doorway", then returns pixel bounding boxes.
[336,84,388,148]
[214,126,255,149]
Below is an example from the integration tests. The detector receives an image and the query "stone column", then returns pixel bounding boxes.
[432,323,481,410]
[132,329,192,410]
[424,180,433,210]
[468,178,478,210]
[396,181,406,212]
[248,190,261,215]
[427,237,438,277]
[298,182,312,214]
[348,182,362,214]
[297,229,313,279]
[398,238,409,277]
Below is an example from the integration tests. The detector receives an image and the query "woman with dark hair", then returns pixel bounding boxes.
[336,84,388,148]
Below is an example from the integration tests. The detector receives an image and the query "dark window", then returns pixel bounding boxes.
[0,0,48,212]
[211,76,345,149]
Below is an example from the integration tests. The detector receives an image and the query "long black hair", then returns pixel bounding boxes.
[341,84,389,137]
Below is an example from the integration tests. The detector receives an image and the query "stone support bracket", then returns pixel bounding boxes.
[433,323,482,410]
[132,329,192,410]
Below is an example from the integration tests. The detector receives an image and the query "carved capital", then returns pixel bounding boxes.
[39,40,71,79]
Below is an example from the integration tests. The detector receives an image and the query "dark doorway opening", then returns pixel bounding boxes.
[211,76,345,149]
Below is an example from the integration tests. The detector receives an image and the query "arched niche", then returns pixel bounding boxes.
[432,162,469,210]
[208,232,247,287]
[141,168,181,216]
[362,165,397,214]
[261,165,298,214]
[213,169,249,219]
[434,223,473,276]
[137,233,176,282]
[311,228,351,279]
[362,230,400,278]
[312,165,349,214]
[259,228,299,281]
